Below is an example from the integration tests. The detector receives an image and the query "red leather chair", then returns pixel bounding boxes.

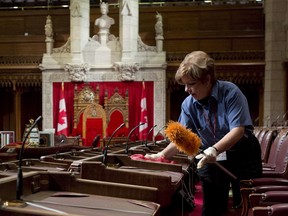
[240,128,288,216]
[259,128,278,163]
[250,191,288,208]
[253,203,288,216]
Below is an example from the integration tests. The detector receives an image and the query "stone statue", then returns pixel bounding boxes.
[155,12,163,37]
[95,2,115,34]
[155,12,164,52]
[45,15,53,39]
[45,15,54,54]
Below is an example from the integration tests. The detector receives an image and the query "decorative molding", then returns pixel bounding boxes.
[53,38,71,53]
[121,0,132,16]
[167,51,265,65]
[113,62,140,81]
[64,63,90,82]
[0,56,42,66]
[0,72,41,90]
[137,36,157,52]
[0,50,264,88]
[70,0,82,18]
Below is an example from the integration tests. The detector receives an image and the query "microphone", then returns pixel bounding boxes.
[103,123,125,165]
[145,124,157,148]
[125,122,145,155]
[17,115,42,201]
[55,134,66,159]
[165,121,237,180]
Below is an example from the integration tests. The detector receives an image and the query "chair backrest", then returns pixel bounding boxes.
[264,129,288,168]
[73,84,100,131]
[272,135,288,173]
[257,128,269,146]
[82,103,107,146]
[254,127,263,140]
[104,88,129,138]
[260,128,278,163]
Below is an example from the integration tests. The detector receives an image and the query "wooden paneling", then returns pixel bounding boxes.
[0,4,264,56]
[0,3,266,136]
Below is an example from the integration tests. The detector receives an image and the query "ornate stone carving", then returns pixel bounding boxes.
[155,12,163,38]
[64,63,90,82]
[45,15,53,39]
[113,62,140,81]
[0,56,42,65]
[53,38,71,53]
[137,36,157,52]
[45,15,54,55]
[0,72,41,90]
[70,0,81,18]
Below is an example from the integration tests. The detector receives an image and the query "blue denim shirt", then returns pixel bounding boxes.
[178,80,253,149]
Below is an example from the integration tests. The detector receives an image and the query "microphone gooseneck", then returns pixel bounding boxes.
[145,124,157,148]
[153,125,166,145]
[55,134,66,159]
[17,115,43,200]
[103,122,125,165]
[125,122,145,155]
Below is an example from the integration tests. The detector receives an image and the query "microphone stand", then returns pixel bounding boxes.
[144,124,157,149]
[103,123,125,165]
[8,116,43,207]
[125,122,144,155]
[55,135,65,159]
[153,125,166,145]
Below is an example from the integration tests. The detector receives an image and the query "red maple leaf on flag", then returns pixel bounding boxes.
[58,110,67,125]
[57,83,68,136]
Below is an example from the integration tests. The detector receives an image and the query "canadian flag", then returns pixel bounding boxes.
[139,81,148,140]
[56,82,68,136]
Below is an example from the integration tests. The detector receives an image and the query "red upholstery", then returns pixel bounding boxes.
[262,130,288,170]
[262,134,288,177]
[240,128,288,216]
[75,113,83,137]
[253,203,288,216]
[250,191,288,207]
[260,129,277,163]
[106,110,128,138]
[85,118,103,147]
[257,128,269,148]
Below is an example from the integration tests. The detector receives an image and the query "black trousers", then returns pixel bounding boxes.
[197,134,262,216]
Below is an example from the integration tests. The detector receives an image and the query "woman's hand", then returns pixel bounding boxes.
[195,147,218,169]
[144,152,165,160]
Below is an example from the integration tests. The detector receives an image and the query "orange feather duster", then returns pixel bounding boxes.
[165,121,201,156]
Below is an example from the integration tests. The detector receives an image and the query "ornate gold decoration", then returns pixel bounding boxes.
[73,84,100,129]
[104,88,129,128]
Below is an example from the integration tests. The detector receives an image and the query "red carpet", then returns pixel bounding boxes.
[192,182,242,216]
[192,183,203,216]
[159,181,242,216]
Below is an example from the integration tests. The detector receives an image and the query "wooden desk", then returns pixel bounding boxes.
[0,143,77,160]
[0,171,160,216]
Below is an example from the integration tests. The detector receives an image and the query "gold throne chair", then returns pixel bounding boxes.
[73,84,106,146]
[103,88,129,146]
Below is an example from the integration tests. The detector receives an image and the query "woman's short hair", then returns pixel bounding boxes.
[175,51,216,84]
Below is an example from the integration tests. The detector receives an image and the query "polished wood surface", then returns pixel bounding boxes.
[0,140,194,215]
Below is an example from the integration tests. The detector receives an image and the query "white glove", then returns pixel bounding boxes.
[144,152,164,160]
[195,147,218,169]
